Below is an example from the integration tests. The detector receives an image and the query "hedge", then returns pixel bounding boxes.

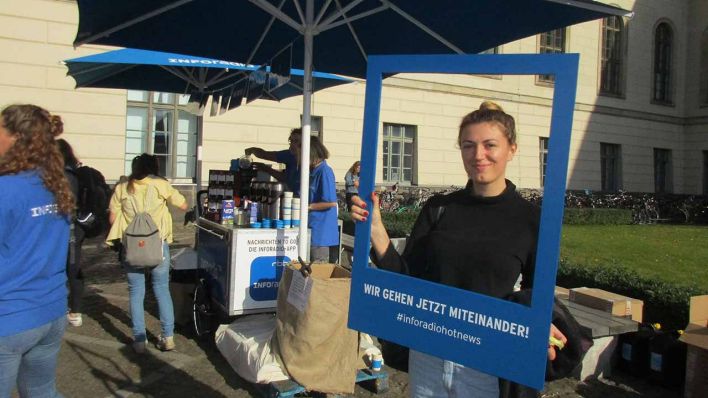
[556,259,706,330]
[563,208,632,225]
[341,208,633,236]
[339,211,415,238]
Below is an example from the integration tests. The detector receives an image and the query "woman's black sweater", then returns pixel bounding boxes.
[376,180,540,298]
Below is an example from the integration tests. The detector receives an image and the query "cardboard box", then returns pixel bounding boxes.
[680,295,708,398]
[554,286,570,300]
[568,287,643,322]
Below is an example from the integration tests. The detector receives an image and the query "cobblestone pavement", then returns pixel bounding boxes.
[48,221,680,398]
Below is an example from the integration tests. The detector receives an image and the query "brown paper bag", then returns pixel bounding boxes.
[271,262,359,394]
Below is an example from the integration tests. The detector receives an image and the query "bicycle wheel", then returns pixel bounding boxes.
[388,201,400,212]
[192,279,215,339]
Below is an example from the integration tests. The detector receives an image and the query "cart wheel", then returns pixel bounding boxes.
[192,279,215,338]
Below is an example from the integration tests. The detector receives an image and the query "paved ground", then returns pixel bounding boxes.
[41,221,682,398]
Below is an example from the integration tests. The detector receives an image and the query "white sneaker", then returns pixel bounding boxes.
[67,313,83,327]
[156,335,176,351]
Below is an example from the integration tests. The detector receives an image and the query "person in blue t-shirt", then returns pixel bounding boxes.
[245,128,301,196]
[295,136,339,262]
[0,104,73,398]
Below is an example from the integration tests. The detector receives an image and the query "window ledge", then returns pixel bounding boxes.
[477,74,503,80]
[598,91,625,100]
[535,79,555,87]
[651,99,675,107]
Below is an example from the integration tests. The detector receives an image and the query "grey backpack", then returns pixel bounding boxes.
[122,188,163,267]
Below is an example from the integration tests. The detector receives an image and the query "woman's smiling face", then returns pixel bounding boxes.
[460,121,516,195]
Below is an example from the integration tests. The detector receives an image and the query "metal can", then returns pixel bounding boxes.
[249,202,258,224]
[371,353,383,371]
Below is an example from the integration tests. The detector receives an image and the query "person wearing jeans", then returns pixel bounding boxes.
[0,317,66,398]
[408,350,499,397]
[124,242,174,346]
[107,153,187,353]
[350,102,567,397]
[0,105,73,397]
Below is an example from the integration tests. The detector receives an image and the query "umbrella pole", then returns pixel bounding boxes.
[298,0,314,260]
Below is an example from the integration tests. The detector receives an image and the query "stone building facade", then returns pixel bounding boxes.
[1,0,706,195]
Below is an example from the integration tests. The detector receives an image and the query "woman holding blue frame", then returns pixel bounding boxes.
[351,101,567,397]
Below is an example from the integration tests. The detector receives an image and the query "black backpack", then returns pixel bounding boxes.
[73,165,112,238]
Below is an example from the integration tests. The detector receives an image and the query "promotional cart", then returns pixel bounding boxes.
[195,217,303,317]
[190,162,314,336]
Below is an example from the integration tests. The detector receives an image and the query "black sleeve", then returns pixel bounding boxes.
[520,205,541,290]
[520,248,536,290]
[372,195,446,277]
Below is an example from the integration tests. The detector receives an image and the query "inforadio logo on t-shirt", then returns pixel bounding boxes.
[30,203,59,217]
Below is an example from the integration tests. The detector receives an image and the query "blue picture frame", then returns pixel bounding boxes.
[348,54,579,389]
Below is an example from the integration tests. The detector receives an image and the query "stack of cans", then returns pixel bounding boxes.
[281,192,293,227]
[291,197,301,228]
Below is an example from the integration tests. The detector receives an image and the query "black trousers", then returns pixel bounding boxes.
[66,225,85,313]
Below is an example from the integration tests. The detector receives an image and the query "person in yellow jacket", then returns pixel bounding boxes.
[106,154,187,353]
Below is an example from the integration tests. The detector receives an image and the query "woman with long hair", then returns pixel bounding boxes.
[294,136,339,262]
[344,160,361,211]
[350,101,567,397]
[0,104,72,397]
[56,138,86,327]
[106,153,187,353]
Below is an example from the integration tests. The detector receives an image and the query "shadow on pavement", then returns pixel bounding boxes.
[82,287,134,344]
[64,339,237,397]
[187,329,264,397]
[572,373,682,398]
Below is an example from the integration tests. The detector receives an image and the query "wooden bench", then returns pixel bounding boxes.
[340,233,406,268]
[560,298,638,338]
[557,298,638,380]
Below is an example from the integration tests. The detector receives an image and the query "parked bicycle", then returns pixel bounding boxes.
[379,184,400,212]
[633,195,660,224]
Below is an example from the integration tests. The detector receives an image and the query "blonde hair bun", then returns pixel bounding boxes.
[479,101,504,112]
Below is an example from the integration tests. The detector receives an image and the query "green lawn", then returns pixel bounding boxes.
[560,224,708,289]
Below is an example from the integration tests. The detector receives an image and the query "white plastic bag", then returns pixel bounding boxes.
[215,313,289,384]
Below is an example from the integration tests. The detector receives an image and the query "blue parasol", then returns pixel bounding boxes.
[65,48,352,111]
[71,0,632,260]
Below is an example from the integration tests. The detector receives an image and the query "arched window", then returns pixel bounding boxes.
[600,16,624,96]
[700,28,708,105]
[653,22,673,104]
